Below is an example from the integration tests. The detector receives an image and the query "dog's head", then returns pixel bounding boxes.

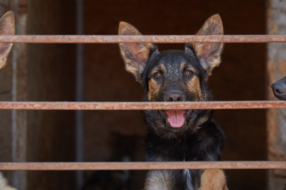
[0,11,15,70]
[119,15,224,136]
[272,76,286,100]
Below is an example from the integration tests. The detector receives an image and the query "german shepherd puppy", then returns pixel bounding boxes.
[272,76,286,100]
[119,15,228,190]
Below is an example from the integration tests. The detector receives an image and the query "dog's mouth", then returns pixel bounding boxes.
[159,110,192,128]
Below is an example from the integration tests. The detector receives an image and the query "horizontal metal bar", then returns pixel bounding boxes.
[0,162,285,170]
[0,35,285,43]
[0,101,285,110]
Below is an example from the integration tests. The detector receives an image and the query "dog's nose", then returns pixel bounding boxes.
[164,91,185,101]
[272,82,286,100]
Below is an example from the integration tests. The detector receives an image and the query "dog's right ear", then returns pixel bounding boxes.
[0,11,15,69]
[190,14,224,76]
[119,22,154,83]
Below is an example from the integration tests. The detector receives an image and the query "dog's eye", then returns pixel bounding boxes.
[184,70,193,77]
[154,72,162,79]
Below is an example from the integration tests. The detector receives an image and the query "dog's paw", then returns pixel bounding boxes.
[199,169,228,190]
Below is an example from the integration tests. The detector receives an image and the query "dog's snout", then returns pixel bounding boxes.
[272,81,286,100]
[164,91,185,101]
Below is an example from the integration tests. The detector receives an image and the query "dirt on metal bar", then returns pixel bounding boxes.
[0,101,285,110]
[0,161,285,170]
[0,35,286,43]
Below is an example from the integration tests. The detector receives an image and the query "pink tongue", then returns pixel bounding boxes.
[165,110,185,128]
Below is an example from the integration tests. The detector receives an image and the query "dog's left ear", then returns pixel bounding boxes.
[189,14,224,76]
[119,22,155,83]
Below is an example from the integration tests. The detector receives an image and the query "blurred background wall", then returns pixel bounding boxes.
[0,0,270,190]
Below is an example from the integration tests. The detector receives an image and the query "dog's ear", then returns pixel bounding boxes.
[0,11,15,69]
[119,22,154,82]
[190,14,224,76]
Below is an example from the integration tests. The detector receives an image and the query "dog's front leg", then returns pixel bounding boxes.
[199,169,228,190]
[144,170,173,190]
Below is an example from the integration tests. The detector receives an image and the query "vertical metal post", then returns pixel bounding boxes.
[11,0,27,189]
[76,0,84,189]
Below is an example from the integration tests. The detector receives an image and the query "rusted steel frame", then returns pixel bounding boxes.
[0,101,285,110]
[0,35,286,43]
[0,161,285,170]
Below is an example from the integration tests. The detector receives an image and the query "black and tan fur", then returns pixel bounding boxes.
[119,15,228,190]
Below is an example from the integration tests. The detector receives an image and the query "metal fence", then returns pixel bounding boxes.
[0,35,284,171]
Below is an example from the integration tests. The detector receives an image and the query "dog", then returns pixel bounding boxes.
[272,76,286,100]
[0,10,16,190]
[118,14,228,190]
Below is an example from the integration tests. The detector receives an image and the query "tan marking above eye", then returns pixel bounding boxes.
[159,64,166,72]
[180,62,186,71]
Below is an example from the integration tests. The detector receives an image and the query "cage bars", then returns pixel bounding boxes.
[0,34,285,171]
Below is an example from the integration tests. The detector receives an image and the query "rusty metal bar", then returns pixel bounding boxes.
[0,101,285,110]
[0,35,286,43]
[0,161,285,170]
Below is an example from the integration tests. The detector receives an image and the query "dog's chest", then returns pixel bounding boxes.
[147,138,203,162]
[146,155,202,190]
[144,135,210,190]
